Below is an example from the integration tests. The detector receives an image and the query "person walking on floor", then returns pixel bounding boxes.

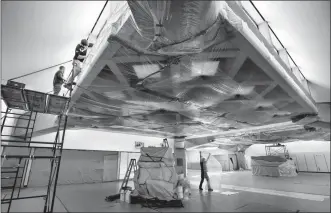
[53,66,66,95]
[199,151,213,191]
[64,39,93,90]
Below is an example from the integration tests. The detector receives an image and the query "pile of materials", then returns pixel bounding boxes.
[130,146,184,207]
[251,156,297,177]
[279,159,298,177]
[176,174,191,200]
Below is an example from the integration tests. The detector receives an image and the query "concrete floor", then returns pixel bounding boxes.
[1,170,330,212]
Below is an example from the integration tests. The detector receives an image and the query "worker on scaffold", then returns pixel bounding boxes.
[53,66,66,95]
[64,39,93,90]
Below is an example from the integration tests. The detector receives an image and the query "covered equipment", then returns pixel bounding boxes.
[132,147,179,201]
[251,156,297,177]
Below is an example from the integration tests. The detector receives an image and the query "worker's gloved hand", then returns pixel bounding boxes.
[88,43,94,48]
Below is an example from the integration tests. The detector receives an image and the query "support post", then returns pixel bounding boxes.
[174,138,187,178]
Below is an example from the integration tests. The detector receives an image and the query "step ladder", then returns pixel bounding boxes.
[119,159,138,192]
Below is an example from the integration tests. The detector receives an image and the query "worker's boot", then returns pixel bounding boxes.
[64,82,77,90]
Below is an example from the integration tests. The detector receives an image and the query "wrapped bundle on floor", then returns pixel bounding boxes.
[132,147,179,201]
[251,156,286,177]
[279,159,298,177]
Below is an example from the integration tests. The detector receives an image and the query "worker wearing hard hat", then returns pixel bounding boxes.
[64,39,93,90]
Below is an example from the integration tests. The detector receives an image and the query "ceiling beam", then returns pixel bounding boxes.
[254,82,278,101]
[240,80,274,86]
[103,55,167,64]
[190,50,238,61]
[101,50,239,65]
[186,121,296,140]
[227,51,247,78]
[225,2,317,113]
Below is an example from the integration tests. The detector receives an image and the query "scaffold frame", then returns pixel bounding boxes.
[1,81,70,213]
[265,143,289,158]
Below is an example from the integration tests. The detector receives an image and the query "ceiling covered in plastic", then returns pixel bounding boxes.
[67,1,330,147]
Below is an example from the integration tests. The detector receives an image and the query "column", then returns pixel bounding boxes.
[174,137,187,177]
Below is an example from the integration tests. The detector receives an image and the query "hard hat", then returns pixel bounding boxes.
[81,39,88,46]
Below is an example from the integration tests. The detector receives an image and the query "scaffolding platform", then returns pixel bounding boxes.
[1,84,69,115]
[1,81,71,213]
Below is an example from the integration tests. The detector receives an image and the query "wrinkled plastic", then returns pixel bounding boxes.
[133,147,178,201]
[66,1,326,142]
[279,160,298,177]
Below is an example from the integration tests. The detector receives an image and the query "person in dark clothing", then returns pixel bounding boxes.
[64,39,93,89]
[53,66,66,95]
[199,151,213,191]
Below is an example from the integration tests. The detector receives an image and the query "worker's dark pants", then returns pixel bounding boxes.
[53,84,62,95]
[199,170,211,189]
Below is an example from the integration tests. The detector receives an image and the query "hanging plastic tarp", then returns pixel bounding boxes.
[133,147,178,201]
[65,0,326,143]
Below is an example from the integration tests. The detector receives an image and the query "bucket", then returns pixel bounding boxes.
[120,190,125,201]
[125,191,131,203]
[183,188,190,200]
[177,186,183,199]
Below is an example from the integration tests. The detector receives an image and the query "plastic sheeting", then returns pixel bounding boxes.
[251,156,298,177]
[133,147,178,201]
[66,1,326,143]
[236,151,248,170]
[279,160,297,177]
[251,156,286,177]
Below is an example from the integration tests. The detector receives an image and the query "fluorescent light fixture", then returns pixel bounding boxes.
[191,61,219,77]
[133,64,160,79]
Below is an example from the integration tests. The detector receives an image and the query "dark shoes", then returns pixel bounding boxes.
[64,82,77,90]
[199,188,213,192]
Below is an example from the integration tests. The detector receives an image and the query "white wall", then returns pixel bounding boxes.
[32,129,174,152]
[28,149,118,187]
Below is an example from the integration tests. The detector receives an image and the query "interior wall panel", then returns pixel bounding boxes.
[324,154,330,172]
[28,149,118,187]
[314,153,329,172]
[118,152,140,180]
[294,153,308,172]
[291,152,330,173]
